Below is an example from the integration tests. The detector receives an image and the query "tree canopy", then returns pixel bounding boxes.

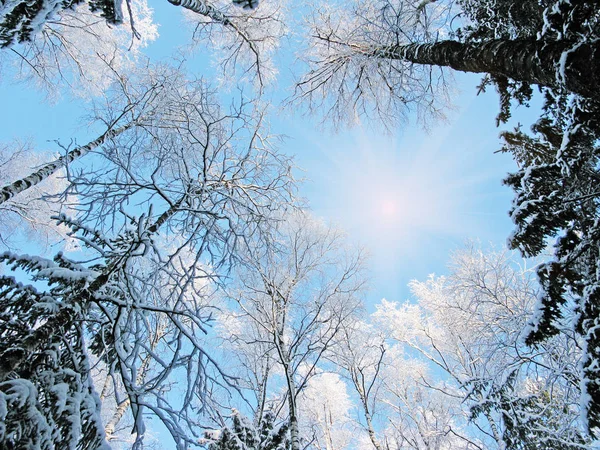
[1,0,600,448]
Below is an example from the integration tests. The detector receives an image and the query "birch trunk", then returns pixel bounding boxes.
[353,372,383,450]
[286,366,300,450]
[0,122,135,206]
[166,0,231,25]
[105,351,154,440]
[372,39,600,98]
[362,402,383,450]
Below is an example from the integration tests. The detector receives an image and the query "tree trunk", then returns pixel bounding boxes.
[373,38,600,98]
[274,335,300,450]
[281,359,300,450]
[255,362,270,426]
[287,385,300,450]
[105,350,154,440]
[105,398,131,440]
[353,373,383,450]
[362,403,382,450]
[0,122,134,206]
[166,0,232,25]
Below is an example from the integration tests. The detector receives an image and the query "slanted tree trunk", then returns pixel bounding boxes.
[166,0,232,25]
[166,0,262,86]
[350,365,383,450]
[104,318,166,440]
[105,349,154,439]
[371,38,600,98]
[361,400,383,450]
[105,398,132,440]
[0,122,135,206]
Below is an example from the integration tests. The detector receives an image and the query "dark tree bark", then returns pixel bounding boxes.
[373,38,600,99]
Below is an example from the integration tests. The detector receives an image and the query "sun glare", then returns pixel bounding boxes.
[317,130,486,256]
[380,198,398,218]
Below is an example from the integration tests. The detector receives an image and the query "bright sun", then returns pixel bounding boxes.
[380,199,398,218]
[314,129,491,256]
[325,138,465,246]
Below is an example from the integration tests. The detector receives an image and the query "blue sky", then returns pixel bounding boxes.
[0,4,548,447]
[0,5,542,310]
[272,71,543,308]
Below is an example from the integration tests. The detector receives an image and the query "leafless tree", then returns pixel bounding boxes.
[329,321,388,450]
[220,212,367,450]
[293,0,457,128]
[182,0,287,89]
[372,246,589,449]
[294,0,599,129]
[0,63,296,449]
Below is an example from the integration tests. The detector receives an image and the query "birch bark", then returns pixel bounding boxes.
[0,122,135,206]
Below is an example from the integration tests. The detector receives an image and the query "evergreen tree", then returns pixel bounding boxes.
[205,410,290,450]
[0,217,136,449]
[469,369,587,449]
[501,104,600,434]
[457,0,599,122]
[467,0,600,436]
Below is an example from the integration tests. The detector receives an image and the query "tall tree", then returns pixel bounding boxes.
[294,0,599,126]
[222,213,367,450]
[296,0,600,436]
[373,247,589,449]
[181,0,286,88]
[0,62,182,208]
[0,66,295,449]
[298,371,354,450]
[328,322,387,450]
[455,0,600,434]
[501,108,600,435]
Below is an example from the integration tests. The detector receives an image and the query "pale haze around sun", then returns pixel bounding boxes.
[278,75,538,303]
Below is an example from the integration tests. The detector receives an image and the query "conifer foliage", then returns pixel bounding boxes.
[204,411,290,450]
[0,0,121,47]
[0,217,126,449]
[0,0,261,48]
[479,1,600,433]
